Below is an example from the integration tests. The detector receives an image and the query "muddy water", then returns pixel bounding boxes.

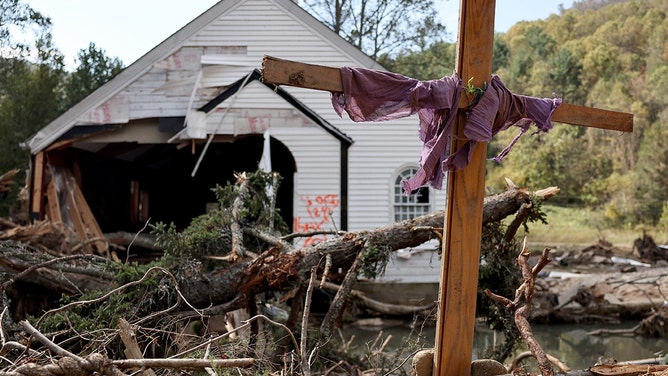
[343,321,667,370]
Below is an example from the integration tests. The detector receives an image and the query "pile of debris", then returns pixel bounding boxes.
[531,236,668,325]
[546,237,667,271]
[0,218,82,256]
[0,169,19,195]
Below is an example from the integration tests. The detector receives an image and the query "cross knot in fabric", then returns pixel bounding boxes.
[331,67,562,194]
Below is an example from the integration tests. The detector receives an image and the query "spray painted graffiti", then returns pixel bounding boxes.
[294,194,340,246]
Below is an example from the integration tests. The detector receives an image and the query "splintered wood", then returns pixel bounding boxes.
[9,166,111,258]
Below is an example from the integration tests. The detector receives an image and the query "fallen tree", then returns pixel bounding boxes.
[0,173,558,375]
[0,181,552,319]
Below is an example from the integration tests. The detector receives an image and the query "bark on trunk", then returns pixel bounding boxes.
[1,185,545,317]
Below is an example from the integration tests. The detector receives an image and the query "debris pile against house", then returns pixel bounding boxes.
[1,167,111,259]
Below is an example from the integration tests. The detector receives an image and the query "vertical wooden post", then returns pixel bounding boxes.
[30,151,46,221]
[433,1,495,375]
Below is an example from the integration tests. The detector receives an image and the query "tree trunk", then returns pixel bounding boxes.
[0,185,544,318]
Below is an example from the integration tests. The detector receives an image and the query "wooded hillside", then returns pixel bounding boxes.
[389,0,668,227]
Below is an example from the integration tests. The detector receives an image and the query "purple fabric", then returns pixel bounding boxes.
[331,67,562,193]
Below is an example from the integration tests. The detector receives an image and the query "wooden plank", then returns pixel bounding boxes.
[64,176,88,245]
[45,180,62,224]
[553,103,633,132]
[262,55,633,133]
[262,55,342,92]
[130,180,139,226]
[69,173,108,256]
[30,151,45,218]
[432,1,494,375]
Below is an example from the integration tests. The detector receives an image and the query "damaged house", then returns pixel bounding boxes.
[23,0,446,283]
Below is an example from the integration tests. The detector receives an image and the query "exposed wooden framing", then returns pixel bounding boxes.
[30,151,46,219]
[45,179,62,224]
[130,180,139,227]
[64,181,89,247]
[69,173,108,256]
[47,167,109,256]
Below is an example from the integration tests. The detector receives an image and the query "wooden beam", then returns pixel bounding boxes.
[30,151,46,219]
[70,173,108,256]
[45,180,62,224]
[553,102,633,132]
[432,1,494,374]
[261,55,633,133]
[262,55,342,92]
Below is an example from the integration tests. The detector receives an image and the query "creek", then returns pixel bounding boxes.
[342,320,667,371]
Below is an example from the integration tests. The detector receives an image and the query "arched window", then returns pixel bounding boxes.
[393,167,431,222]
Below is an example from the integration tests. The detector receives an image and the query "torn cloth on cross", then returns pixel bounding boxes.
[330,67,562,194]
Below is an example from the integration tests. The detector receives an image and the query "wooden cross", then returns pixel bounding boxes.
[261,1,633,375]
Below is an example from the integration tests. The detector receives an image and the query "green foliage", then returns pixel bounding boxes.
[382,40,455,80]
[548,47,584,104]
[492,34,510,72]
[657,202,668,229]
[0,2,124,217]
[488,126,613,207]
[0,0,51,55]
[153,170,287,265]
[358,237,392,279]
[0,32,65,215]
[634,119,668,223]
[63,43,124,110]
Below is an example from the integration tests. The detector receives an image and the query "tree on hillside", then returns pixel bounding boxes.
[634,119,668,224]
[63,43,124,110]
[483,0,668,225]
[300,0,446,61]
[383,40,456,80]
[548,47,583,104]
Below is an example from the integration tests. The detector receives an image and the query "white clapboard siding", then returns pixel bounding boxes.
[271,127,342,248]
[374,245,443,283]
[32,0,452,281]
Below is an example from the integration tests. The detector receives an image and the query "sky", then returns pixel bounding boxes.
[25,0,577,71]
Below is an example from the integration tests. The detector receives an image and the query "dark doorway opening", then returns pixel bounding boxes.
[62,135,295,233]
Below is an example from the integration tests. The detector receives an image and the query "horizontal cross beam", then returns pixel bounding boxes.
[261,55,633,133]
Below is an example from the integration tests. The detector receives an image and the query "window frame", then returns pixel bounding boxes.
[391,165,433,222]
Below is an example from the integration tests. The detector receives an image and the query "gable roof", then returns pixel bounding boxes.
[24,0,378,153]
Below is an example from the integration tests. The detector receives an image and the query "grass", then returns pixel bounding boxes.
[514,204,666,248]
